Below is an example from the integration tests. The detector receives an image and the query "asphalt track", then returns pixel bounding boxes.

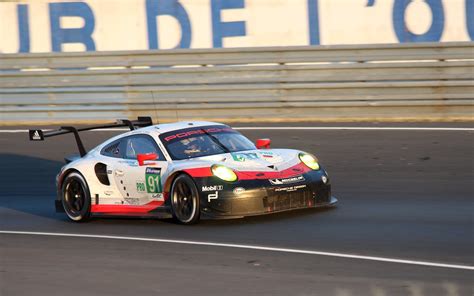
[1,123,473,296]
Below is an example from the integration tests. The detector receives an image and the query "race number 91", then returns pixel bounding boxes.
[145,168,162,193]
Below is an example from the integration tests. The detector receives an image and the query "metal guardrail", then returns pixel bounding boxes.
[1,42,473,125]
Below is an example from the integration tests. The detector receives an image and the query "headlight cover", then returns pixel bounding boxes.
[299,153,320,170]
[211,164,238,182]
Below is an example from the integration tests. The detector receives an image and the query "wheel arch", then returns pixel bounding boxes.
[58,168,85,190]
[164,170,194,195]
[56,167,90,201]
[167,171,201,224]
[59,168,92,222]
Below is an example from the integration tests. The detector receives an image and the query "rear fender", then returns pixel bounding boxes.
[55,168,83,213]
[57,158,120,207]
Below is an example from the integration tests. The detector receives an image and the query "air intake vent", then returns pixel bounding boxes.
[94,163,110,185]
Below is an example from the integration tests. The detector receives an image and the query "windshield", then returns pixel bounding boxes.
[159,125,256,160]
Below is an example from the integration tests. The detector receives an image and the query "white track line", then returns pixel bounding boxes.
[1,230,473,271]
[235,127,474,131]
[0,127,473,133]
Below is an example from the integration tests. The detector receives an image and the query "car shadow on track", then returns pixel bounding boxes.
[0,153,65,220]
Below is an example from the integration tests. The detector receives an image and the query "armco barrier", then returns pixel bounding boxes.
[0,42,473,125]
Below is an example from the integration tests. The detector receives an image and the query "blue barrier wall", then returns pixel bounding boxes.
[0,0,472,53]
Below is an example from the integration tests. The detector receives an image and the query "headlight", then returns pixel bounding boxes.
[299,153,320,170]
[211,165,238,182]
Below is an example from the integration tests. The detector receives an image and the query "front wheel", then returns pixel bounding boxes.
[61,172,91,222]
[170,174,200,224]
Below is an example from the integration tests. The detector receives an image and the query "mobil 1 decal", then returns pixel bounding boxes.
[145,167,162,193]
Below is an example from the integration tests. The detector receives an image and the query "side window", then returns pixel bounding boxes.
[123,135,165,160]
[101,140,122,158]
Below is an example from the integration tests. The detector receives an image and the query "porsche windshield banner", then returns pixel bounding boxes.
[0,0,472,53]
[160,125,236,143]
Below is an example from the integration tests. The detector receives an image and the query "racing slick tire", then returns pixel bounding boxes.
[61,171,91,222]
[170,174,200,225]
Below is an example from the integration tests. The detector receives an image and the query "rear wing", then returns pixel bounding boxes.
[28,116,153,157]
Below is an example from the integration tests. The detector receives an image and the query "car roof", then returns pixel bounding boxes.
[95,121,230,151]
[138,121,228,136]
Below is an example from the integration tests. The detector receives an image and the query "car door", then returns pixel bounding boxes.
[112,134,168,206]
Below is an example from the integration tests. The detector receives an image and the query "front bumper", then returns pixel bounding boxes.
[202,195,338,219]
[198,170,337,218]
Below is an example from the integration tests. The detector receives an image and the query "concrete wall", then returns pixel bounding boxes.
[2,42,473,125]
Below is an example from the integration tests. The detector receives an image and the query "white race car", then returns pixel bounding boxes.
[29,117,337,224]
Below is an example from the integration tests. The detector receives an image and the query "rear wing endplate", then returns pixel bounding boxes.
[29,129,44,141]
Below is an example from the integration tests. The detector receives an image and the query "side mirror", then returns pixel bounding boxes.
[256,138,271,149]
[137,153,158,166]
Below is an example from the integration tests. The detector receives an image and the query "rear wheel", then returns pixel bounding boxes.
[61,172,91,222]
[170,174,200,224]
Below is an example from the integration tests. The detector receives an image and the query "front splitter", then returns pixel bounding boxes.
[201,196,338,220]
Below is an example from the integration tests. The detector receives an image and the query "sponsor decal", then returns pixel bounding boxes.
[30,130,43,140]
[104,191,113,196]
[163,127,235,142]
[231,152,259,162]
[322,175,328,184]
[125,198,140,205]
[233,187,246,195]
[274,184,307,192]
[269,175,305,185]
[146,168,160,175]
[259,151,274,158]
[136,182,146,192]
[207,191,219,202]
[119,160,137,167]
[145,167,162,193]
[202,185,223,192]
[107,170,113,175]
[151,193,163,200]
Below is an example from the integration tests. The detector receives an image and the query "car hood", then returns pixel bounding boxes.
[193,149,302,172]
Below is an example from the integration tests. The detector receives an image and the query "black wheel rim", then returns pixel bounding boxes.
[64,178,85,215]
[173,180,196,222]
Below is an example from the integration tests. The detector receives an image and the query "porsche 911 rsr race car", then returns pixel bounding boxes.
[29,117,337,224]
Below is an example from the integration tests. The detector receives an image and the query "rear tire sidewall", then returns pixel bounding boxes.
[170,174,200,225]
[61,172,91,222]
